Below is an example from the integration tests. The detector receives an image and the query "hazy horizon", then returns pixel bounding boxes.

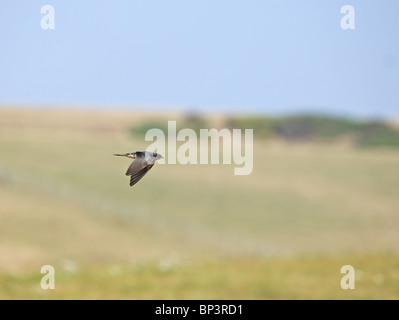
[1,102,398,122]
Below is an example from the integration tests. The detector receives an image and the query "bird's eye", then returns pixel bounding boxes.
[153,152,157,157]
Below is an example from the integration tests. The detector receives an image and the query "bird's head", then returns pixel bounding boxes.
[153,152,164,161]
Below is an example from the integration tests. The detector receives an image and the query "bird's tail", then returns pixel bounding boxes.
[114,153,136,158]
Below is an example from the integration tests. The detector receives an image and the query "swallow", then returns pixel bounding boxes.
[114,151,163,187]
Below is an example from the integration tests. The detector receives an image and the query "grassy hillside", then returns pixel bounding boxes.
[0,108,398,299]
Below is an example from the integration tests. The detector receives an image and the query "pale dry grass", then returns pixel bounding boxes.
[0,107,183,135]
[1,107,399,299]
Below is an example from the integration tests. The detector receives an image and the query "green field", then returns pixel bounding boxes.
[0,108,398,299]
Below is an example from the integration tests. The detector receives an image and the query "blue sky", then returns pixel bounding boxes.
[0,1,398,118]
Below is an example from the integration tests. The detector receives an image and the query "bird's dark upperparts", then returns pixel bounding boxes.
[114,151,163,187]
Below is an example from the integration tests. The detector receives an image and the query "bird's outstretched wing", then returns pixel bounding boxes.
[126,156,155,186]
[129,164,154,187]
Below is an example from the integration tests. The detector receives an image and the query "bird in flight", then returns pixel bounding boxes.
[114,151,163,187]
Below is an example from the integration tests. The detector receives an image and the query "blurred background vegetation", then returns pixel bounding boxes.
[131,113,399,148]
[227,115,399,147]
[132,113,399,147]
[0,108,398,299]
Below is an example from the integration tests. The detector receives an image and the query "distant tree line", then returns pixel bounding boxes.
[226,115,399,147]
[130,114,399,148]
